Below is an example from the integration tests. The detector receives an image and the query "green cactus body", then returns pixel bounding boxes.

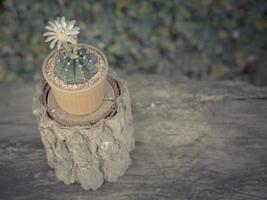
[54,47,98,84]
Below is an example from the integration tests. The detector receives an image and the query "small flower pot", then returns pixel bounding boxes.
[42,44,108,115]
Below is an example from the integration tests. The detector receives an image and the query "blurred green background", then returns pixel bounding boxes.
[1,0,267,85]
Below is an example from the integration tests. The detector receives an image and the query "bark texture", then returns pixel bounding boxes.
[32,73,135,190]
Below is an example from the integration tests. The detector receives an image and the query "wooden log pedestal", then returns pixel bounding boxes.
[32,73,135,190]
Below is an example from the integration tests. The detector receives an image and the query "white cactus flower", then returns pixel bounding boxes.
[43,16,80,49]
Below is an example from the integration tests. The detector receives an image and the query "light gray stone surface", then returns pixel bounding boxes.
[0,71,267,199]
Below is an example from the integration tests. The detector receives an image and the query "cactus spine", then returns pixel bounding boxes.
[54,47,98,84]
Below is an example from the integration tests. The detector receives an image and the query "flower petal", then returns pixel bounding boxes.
[55,20,61,28]
[49,39,57,49]
[57,41,62,49]
[68,26,80,35]
[68,30,79,35]
[72,26,80,32]
[43,31,55,36]
[61,16,65,23]
[67,37,77,44]
[45,25,54,31]
[61,16,67,29]
[48,21,57,29]
[67,20,76,30]
[45,35,55,42]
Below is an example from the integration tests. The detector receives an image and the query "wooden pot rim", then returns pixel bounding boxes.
[42,43,109,93]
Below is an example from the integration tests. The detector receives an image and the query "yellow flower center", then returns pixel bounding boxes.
[55,28,67,41]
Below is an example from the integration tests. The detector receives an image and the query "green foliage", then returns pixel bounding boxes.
[54,48,98,84]
[0,0,267,85]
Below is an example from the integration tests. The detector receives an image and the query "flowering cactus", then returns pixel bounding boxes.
[43,17,98,84]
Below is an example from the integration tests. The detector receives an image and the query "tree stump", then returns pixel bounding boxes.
[32,73,135,190]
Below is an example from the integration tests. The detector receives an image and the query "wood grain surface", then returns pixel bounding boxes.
[0,71,267,200]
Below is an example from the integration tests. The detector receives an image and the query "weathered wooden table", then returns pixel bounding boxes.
[1,71,267,200]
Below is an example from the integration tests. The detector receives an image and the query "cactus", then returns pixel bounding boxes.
[54,47,98,84]
[43,17,99,84]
